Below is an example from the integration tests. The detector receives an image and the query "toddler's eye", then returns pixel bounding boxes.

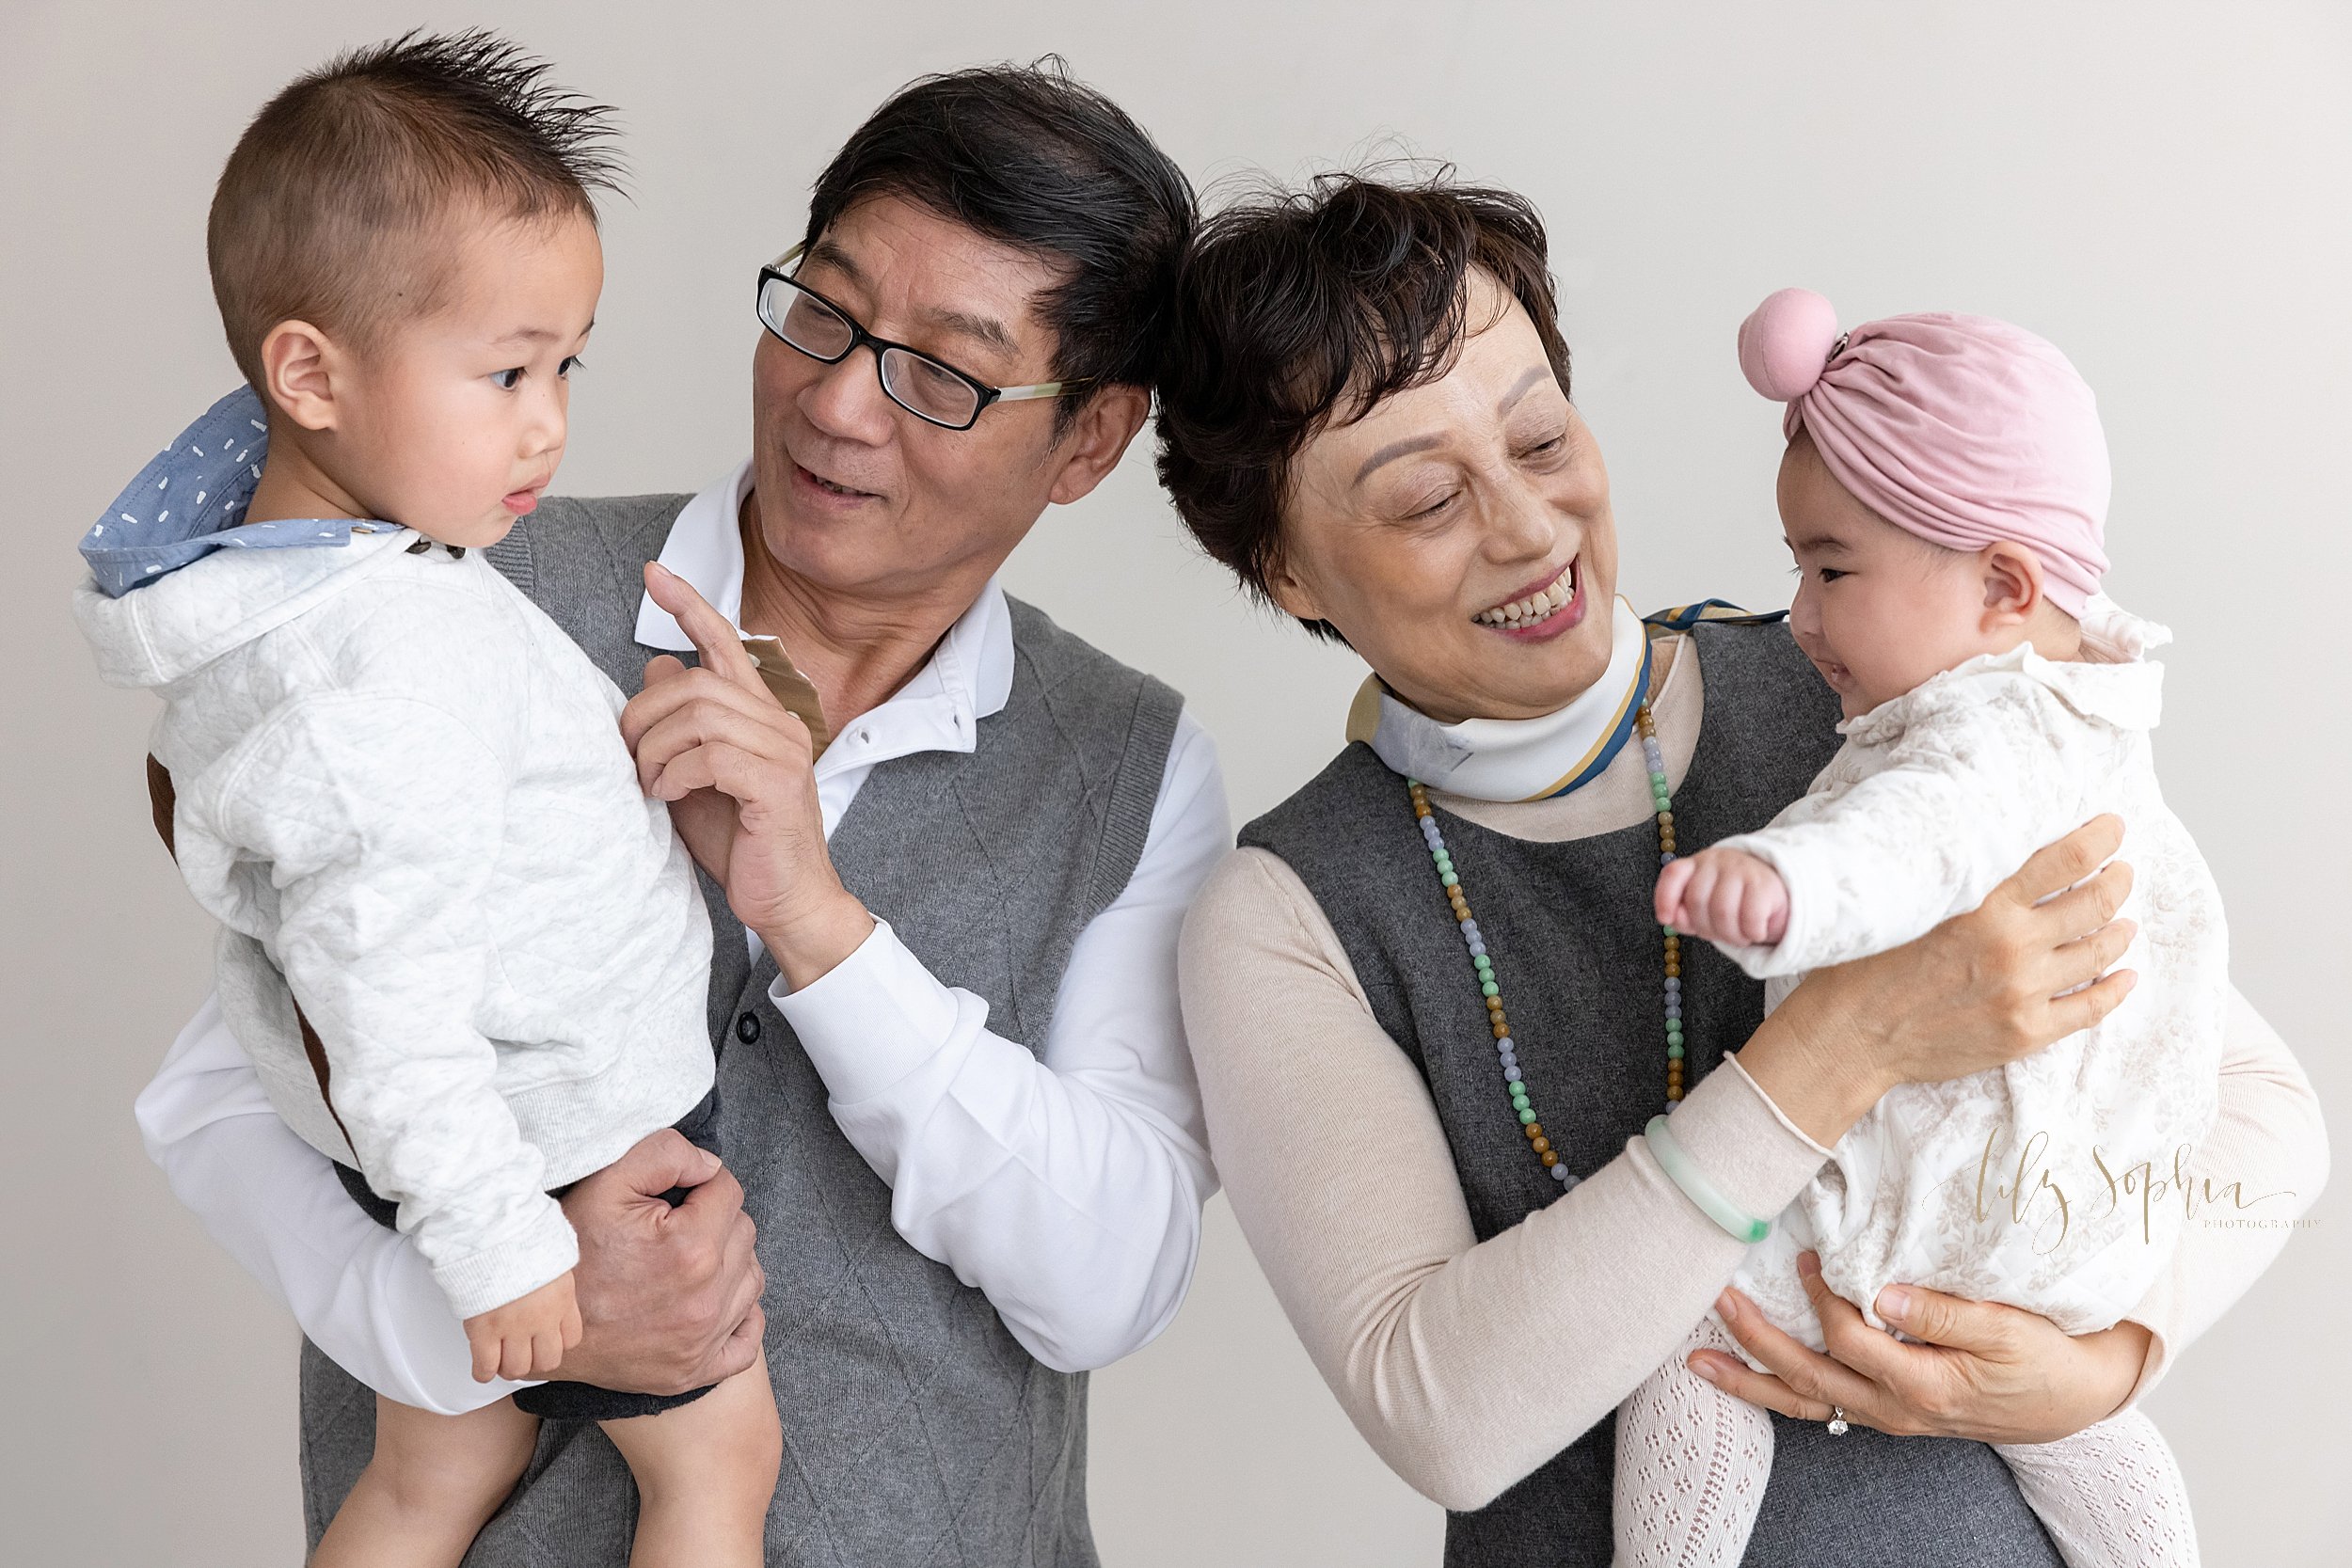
[1818,568,1847,583]
[491,368,524,390]
[559,355,584,378]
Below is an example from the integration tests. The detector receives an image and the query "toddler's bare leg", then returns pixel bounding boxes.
[600,1354,782,1568]
[1613,1316,1773,1567]
[1996,1409,2200,1568]
[311,1394,539,1568]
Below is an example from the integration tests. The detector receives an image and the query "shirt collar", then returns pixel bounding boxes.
[630,457,1014,773]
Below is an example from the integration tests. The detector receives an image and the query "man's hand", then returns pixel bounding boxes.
[550,1129,768,1397]
[622,562,873,989]
[1655,847,1789,946]
[463,1270,582,1383]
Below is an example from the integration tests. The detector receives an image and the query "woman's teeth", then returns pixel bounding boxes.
[1474,565,1576,628]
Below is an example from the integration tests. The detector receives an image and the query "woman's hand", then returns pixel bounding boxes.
[1690,1251,2152,1444]
[622,562,873,988]
[1738,816,2140,1145]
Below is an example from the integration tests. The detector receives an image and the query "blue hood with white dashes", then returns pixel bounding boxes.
[78,386,400,596]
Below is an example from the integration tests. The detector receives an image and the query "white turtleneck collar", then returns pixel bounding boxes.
[1346,597,1653,803]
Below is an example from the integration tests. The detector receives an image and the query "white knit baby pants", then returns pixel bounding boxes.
[1611,1317,2201,1567]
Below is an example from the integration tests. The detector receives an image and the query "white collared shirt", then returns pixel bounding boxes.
[133,460,1231,1411]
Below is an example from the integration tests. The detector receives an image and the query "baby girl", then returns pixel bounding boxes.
[1616,289,2221,1567]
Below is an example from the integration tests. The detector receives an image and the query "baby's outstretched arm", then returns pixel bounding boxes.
[1656,847,1790,947]
[1704,675,2103,979]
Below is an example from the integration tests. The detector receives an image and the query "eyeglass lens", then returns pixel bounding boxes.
[758,276,982,428]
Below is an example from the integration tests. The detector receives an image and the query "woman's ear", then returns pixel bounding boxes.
[258,320,343,434]
[1978,540,2045,627]
[1262,546,1329,627]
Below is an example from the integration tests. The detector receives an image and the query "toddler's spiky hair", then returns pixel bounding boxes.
[207,29,623,389]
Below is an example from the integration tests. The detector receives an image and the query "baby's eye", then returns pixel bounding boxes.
[558,355,584,378]
[1818,568,1848,583]
[491,368,524,390]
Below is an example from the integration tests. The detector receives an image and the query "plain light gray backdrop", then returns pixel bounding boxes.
[4,2,2344,1562]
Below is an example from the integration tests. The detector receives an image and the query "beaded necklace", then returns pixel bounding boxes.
[1407,700,1682,1192]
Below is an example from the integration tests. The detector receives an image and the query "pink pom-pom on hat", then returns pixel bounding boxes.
[1737,288,2112,617]
[1739,288,1843,400]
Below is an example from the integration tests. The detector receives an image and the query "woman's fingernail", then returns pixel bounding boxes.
[1797,1251,1820,1278]
[1877,1286,1911,1322]
[1715,1291,1739,1323]
[1692,1357,1723,1384]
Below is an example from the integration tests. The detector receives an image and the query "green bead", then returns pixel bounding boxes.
[1667,1042,1685,1059]
[1518,1108,1538,1125]
[1510,1088,1530,1108]
[1440,872,1459,888]
[1661,926,1677,938]
[1472,955,1492,973]
[1480,980,1500,997]
[1666,1026,1684,1045]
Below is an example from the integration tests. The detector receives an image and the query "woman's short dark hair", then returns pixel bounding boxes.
[803,58,1196,436]
[1154,172,1572,640]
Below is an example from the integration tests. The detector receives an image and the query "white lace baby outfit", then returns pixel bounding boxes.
[76,526,715,1323]
[1613,598,2219,1568]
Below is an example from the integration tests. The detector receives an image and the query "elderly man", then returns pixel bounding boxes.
[136,63,1225,1564]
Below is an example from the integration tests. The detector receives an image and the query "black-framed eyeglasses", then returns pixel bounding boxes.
[755,245,1086,431]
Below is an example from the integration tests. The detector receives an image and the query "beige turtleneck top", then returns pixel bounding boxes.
[1178,633,2328,1513]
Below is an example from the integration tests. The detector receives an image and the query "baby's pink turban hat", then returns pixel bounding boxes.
[1738,288,2111,616]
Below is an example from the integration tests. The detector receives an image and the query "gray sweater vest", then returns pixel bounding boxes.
[1240,620,2063,1567]
[295,493,1183,1567]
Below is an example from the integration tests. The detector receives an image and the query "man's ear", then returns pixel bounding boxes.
[258,320,344,434]
[1979,540,2045,627]
[1044,384,1151,506]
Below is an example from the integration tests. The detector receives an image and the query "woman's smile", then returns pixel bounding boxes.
[1472,558,1583,639]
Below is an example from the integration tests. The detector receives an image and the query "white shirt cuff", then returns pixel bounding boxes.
[769,917,967,1104]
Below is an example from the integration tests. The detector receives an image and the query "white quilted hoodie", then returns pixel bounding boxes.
[76,528,715,1319]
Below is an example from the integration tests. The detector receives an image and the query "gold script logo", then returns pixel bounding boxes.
[1973,1128,2296,1254]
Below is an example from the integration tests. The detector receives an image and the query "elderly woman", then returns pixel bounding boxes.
[1156,176,2328,1565]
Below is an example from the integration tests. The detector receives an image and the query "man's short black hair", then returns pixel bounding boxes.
[803,59,1196,436]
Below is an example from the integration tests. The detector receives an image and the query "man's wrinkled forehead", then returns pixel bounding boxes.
[794,198,1066,369]
[802,238,1016,356]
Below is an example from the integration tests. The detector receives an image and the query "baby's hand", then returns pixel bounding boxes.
[463,1269,583,1383]
[1654,847,1790,948]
